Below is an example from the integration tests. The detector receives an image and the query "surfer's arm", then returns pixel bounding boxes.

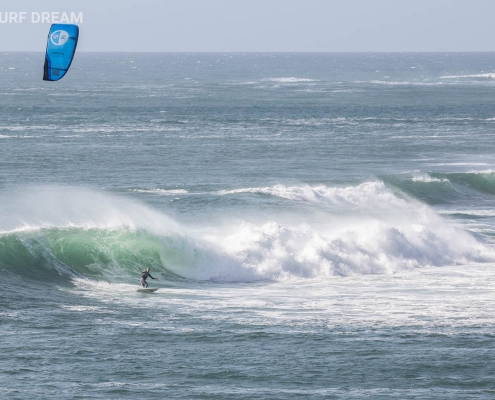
[149,274,157,280]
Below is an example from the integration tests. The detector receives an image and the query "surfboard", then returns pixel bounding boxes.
[137,288,158,293]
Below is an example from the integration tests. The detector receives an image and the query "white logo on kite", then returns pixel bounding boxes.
[50,30,69,46]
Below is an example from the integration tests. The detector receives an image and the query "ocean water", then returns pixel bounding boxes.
[1,52,495,399]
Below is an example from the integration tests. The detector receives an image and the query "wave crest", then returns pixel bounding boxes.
[220,181,407,209]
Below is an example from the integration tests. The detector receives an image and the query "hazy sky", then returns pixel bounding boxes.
[1,0,494,52]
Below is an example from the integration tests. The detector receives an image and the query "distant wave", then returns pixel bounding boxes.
[220,181,406,209]
[368,80,444,86]
[381,171,495,206]
[265,77,318,83]
[440,73,495,79]
[221,171,495,206]
[219,173,495,207]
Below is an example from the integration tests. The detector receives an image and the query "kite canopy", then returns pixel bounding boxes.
[43,24,79,81]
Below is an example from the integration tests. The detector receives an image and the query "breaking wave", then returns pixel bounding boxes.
[383,171,495,204]
[0,183,493,286]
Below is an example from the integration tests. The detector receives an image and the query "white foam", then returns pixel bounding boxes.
[204,182,495,280]
[68,263,495,334]
[265,77,317,83]
[198,215,491,280]
[369,80,443,86]
[440,73,495,79]
[72,278,137,292]
[60,305,111,313]
[466,169,494,175]
[132,189,188,195]
[429,163,489,167]
[410,173,449,183]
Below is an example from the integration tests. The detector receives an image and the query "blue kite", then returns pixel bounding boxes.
[43,24,79,81]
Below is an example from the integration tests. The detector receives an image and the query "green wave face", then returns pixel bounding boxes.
[0,228,189,284]
[383,172,495,205]
[444,172,495,195]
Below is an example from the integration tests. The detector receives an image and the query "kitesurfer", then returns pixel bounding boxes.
[140,267,158,288]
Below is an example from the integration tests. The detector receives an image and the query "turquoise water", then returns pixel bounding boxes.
[1,53,495,398]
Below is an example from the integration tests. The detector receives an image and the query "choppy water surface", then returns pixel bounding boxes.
[1,53,495,398]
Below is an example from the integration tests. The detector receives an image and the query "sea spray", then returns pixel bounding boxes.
[211,181,494,278]
[0,185,179,235]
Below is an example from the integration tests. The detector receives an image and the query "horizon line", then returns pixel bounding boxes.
[3,50,495,54]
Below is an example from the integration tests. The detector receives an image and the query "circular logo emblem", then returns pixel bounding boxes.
[50,30,69,46]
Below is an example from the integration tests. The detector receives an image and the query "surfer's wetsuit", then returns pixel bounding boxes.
[140,271,156,288]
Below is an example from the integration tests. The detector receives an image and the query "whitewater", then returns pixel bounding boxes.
[2,52,495,399]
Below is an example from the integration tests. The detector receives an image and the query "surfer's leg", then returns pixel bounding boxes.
[140,277,146,287]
